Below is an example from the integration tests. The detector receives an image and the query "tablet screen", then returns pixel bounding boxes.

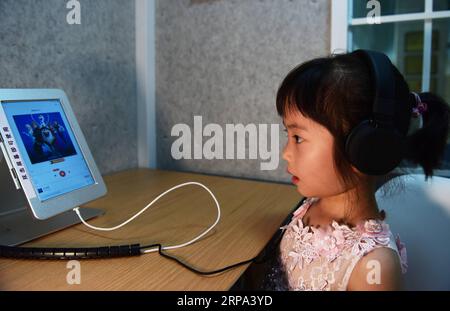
[1,99,95,201]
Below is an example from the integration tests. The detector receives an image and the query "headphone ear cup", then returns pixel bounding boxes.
[345,120,405,175]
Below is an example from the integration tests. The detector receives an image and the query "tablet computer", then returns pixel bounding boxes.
[0,89,107,220]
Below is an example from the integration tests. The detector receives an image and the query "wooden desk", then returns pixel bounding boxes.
[0,168,301,290]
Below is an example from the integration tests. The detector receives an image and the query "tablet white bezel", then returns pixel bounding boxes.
[0,89,107,220]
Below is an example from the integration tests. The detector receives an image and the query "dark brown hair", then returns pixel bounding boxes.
[276,52,450,191]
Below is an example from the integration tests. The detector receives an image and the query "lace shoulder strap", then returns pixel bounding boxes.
[292,197,318,220]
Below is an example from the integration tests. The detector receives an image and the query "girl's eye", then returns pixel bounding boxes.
[293,135,303,144]
[283,129,303,144]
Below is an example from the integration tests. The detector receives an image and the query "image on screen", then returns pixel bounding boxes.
[13,113,77,164]
[1,99,95,201]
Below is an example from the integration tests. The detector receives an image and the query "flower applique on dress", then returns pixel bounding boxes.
[264,197,408,291]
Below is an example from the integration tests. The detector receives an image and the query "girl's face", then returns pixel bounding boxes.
[282,109,350,198]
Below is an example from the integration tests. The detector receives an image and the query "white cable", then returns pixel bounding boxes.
[73,181,221,253]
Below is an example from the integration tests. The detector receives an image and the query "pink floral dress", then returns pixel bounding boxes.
[263,197,408,291]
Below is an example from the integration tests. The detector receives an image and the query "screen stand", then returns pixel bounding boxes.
[0,155,104,246]
[0,207,104,246]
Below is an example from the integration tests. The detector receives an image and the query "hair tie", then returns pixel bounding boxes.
[411,92,428,117]
[408,92,428,135]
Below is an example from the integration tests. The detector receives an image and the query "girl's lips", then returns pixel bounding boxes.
[287,169,299,184]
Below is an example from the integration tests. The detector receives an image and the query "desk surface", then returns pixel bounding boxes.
[0,168,301,290]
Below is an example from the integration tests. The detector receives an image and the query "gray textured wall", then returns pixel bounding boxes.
[0,0,137,174]
[156,0,331,182]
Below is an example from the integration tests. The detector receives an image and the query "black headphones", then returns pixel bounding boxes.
[344,49,405,176]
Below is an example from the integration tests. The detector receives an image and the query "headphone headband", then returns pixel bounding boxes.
[351,49,396,125]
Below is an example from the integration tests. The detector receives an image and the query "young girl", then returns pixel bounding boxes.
[263,50,450,291]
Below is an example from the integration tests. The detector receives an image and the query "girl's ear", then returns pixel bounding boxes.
[350,165,359,174]
[350,165,377,188]
[350,164,364,177]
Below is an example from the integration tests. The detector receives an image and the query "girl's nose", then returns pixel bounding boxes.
[282,143,291,163]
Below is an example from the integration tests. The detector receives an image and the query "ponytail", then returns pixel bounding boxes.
[404,92,450,180]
